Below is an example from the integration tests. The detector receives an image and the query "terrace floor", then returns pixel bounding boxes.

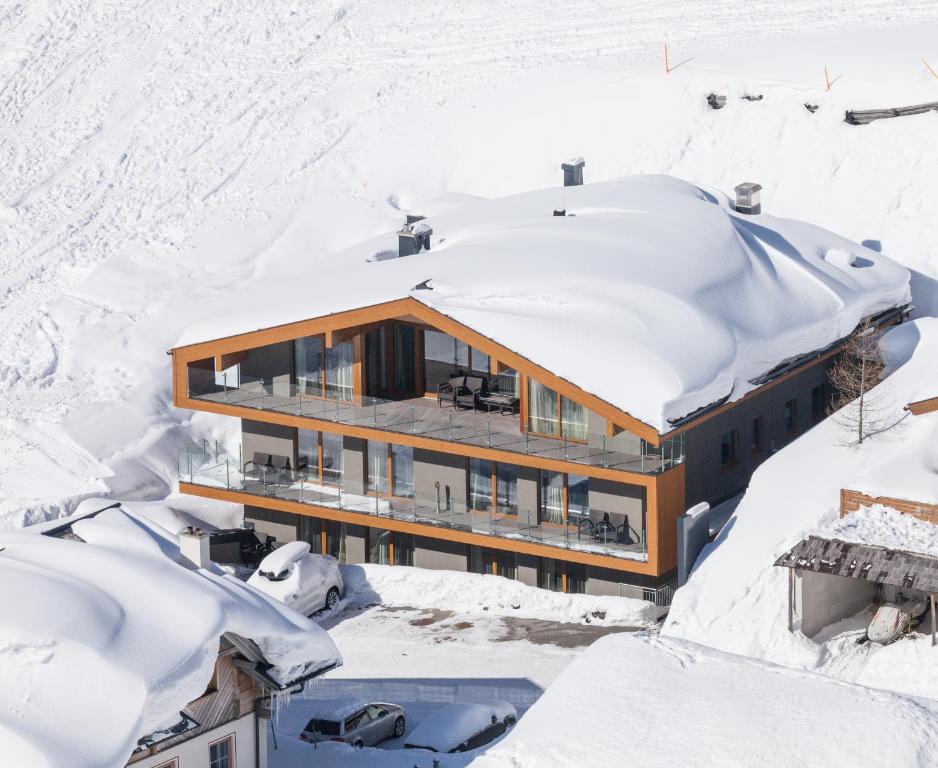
[192,387,665,475]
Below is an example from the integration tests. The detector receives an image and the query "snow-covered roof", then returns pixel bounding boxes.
[819,505,938,560]
[177,176,910,431]
[0,502,342,768]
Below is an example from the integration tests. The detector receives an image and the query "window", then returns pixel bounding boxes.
[391,445,414,497]
[294,337,354,401]
[469,545,488,575]
[566,563,587,594]
[423,329,491,393]
[491,367,520,396]
[469,458,493,511]
[154,760,178,768]
[527,378,588,441]
[324,520,346,562]
[720,429,738,467]
[567,475,589,521]
[324,342,354,401]
[811,384,829,423]
[394,532,415,566]
[298,429,319,479]
[368,529,391,564]
[322,433,343,485]
[494,550,517,580]
[540,471,565,525]
[295,336,324,395]
[209,735,234,768]
[495,463,519,515]
[784,399,797,434]
[367,441,389,494]
[538,558,563,592]
[344,709,371,732]
[751,416,764,454]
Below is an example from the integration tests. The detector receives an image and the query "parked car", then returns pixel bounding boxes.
[299,700,406,748]
[404,701,517,753]
[247,541,343,616]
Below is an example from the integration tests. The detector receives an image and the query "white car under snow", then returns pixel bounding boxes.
[404,701,517,753]
[247,541,344,616]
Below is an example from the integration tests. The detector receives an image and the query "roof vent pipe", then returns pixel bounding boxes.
[561,158,585,187]
[734,182,762,215]
[398,217,433,257]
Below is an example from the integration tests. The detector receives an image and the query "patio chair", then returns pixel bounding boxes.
[437,376,464,408]
[456,376,487,411]
[243,452,272,484]
[270,454,293,486]
[592,513,616,543]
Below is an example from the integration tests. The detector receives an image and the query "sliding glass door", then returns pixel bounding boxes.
[527,378,588,441]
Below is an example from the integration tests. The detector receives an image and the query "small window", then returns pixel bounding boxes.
[751,416,764,454]
[784,399,797,434]
[811,384,828,423]
[720,429,738,466]
[209,735,234,768]
[345,709,371,732]
[154,760,178,768]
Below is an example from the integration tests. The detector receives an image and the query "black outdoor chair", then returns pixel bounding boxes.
[592,513,616,543]
[438,375,488,411]
[269,454,293,486]
[243,451,272,483]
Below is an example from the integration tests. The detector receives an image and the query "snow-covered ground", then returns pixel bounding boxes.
[3,2,938,525]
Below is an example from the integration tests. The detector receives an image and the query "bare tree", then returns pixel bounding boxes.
[827,320,889,445]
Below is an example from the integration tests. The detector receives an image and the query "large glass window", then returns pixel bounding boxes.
[720,429,738,466]
[538,558,563,592]
[298,429,319,479]
[528,380,559,435]
[491,367,520,396]
[540,470,564,525]
[392,445,414,498]
[784,399,797,434]
[393,325,417,393]
[495,550,517,580]
[496,463,518,515]
[295,336,324,395]
[423,329,491,394]
[367,441,389,494]
[368,529,391,564]
[567,474,589,522]
[324,342,354,401]
[324,520,346,562]
[469,458,493,511]
[527,378,587,440]
[394,533,415,566]
[321,433,343,485]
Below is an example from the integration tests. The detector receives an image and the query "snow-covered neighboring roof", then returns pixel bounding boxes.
[0,502,342,768]
[818,505,938,560]
[474,635,938,767]
[177,175,910,431]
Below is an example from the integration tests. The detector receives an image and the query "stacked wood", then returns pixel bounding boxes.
[845,101,938,125]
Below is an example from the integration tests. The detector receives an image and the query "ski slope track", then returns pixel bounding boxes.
[1,2,938,525]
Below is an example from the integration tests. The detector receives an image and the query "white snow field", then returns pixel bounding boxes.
[474,635,938,768]
[665,317,938,699]
[3,2,938,525]
[0,501,341,768]
[178,175,911,432]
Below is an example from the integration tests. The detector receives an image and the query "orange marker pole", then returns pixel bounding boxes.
[665,43,670,75]
[924,58,938,81]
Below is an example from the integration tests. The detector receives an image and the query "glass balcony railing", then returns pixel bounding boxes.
[186,373,685,476]
[178,445,649,563]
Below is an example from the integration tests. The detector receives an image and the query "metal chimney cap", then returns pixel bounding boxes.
[734,182,762,195]
[561,157,585,171]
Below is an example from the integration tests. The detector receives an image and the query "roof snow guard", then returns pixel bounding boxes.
[775,536,938,593]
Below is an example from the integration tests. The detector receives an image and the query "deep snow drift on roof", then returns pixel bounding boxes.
[0,502,341,768]
[178,175,910,432]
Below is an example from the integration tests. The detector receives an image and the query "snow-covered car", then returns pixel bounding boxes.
[404,701,517,753]
[866,596,928,645]
[246,541,343,616]
[298,700,406,748]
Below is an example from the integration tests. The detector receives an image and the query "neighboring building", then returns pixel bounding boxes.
[170,174,910,603]
[777,490,938,638]
[1,502,341,768]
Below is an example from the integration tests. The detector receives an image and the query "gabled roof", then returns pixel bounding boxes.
[176,175,910,432]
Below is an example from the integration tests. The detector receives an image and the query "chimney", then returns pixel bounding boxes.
[734,182,762,215]
[179,527,211,570]
[398,217,433,257]
[561,158,585,187]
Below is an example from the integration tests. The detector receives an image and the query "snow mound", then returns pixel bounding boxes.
[0,504,341,768]
[179,175,910,431]
[821,505,938,559]
[475,635,938,768]
[664,317,938,689]
[341,563,658,626]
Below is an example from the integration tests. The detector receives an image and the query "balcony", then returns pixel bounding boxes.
[187,377,684,477]
[178,447,649,563]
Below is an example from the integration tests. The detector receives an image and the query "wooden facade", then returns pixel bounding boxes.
[840,488,938,526]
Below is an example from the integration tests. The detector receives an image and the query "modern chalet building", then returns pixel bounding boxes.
[171,173,910,602]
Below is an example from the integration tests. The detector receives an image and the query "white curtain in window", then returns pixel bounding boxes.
[561,397,588,441]
[321,432,343,485]
[540,470,564,524]
[325,342,354,401]
[496,463,518,515]
[567,474,589,520]
[368,441,388,493]
[295,336,324,395]
[392,445,414,497]
[469,458,492,511]
[528,379,558,435]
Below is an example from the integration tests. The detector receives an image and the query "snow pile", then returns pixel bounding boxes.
[341,564,658,627]
[0,503,341,768]
[404,701,515,753]
[179,175,910,431]
[474,635,938,768]
[821,505,938,559]
[665,318,938,679]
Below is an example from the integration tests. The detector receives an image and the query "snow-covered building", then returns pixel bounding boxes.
[0,501,341,768]
[170,174,910,601]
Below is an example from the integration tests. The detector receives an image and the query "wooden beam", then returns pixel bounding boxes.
[907,396,938,416]
[324,329,333,349]
[181,482,661,576]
